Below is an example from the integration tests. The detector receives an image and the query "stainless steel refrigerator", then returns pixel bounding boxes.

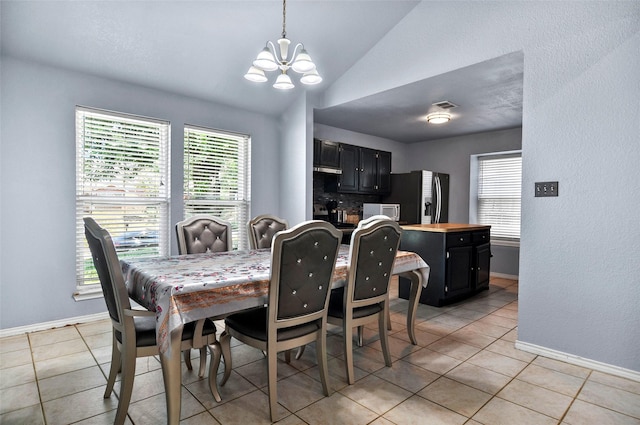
[382,170,449,224]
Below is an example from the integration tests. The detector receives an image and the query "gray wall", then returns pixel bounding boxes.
[279,92,312,226]
[320,1,640,372]
[0,57,281,329]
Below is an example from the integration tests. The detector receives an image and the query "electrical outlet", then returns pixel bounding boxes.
[535,181,559,197]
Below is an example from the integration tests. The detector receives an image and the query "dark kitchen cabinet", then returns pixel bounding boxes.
[475,241,491,290]
[337,144,359,192]
[398,225,491,306]
[313,138,341,169]
[377,150,392,193]
[358,147,378,192]
[335,145,391,194]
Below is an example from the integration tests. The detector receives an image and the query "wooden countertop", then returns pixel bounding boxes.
[401,223,491,233]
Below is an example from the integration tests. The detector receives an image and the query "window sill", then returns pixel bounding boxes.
[491,239,520,248]
[73,286,104,301]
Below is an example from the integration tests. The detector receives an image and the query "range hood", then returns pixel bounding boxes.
[313,166,342,174]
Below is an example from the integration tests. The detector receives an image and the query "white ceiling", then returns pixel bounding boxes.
[1,0,523,144]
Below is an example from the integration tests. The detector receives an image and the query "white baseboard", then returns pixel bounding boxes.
[515,340,640,383]
[491,272,519,281]
[0,312,110,338]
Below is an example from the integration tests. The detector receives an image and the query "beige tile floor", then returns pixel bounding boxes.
[2,277,640,424]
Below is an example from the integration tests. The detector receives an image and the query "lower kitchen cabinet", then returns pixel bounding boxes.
[398,224,491,306]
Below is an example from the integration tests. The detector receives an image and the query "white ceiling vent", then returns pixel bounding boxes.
[432,101,458,109]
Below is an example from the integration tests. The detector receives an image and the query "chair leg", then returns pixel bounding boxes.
[344,322,355,385]
[219,331,233,386]
[183,349,193,371]
[208,343,222,402]
[316,332,331,396]
[379,309,392,367]
[387,308,392,331]
[295,344,306,360]
[104,335,120,398]
[115,344,137,425]
[198,347,207,377]
[267,345,279,422]
[357,325,364,347]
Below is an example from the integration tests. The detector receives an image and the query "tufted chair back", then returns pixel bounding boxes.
[176,215,233,254]
[247,214,288,249]
[270,221,339,321]
[349,220,401,301]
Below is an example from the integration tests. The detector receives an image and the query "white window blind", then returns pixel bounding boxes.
[477,153,522,240]
[76,107,170,291]
[184,125,251,250]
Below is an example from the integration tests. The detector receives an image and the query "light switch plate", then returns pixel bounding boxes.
[535,181,559,197]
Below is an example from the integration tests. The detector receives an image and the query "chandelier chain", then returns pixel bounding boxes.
[281,0,287,38]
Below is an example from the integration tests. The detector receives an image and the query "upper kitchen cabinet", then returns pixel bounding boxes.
[377,150,392,193]
[335,145,392,194]
[313,139,341,172]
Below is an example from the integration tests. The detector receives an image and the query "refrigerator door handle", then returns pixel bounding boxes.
[434,175,442,223]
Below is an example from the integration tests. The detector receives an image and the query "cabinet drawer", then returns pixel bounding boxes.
[446,232,471,247]
[472,230,490,244]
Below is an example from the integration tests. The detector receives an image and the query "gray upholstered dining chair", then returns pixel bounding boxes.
[327,218,401,384]
[175,214,233,379]
[216,220,341,422]
[176,214,233,254]
[356,214,398,342]
[247,214,288,249]
[83,217,223,425]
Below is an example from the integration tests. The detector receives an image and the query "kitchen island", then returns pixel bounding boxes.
[399,223,491,306]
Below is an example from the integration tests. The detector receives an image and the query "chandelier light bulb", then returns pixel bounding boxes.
[300,68,322,85]
[273,72,294,90]
[253,47,278,71]
[291,49,315,73]
[244,66,268,83]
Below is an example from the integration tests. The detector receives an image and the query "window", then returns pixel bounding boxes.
[75,107,170,294]
[183,125,251,250]
[476,152,522,242]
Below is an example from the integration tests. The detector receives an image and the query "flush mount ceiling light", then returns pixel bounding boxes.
[426,112,452,124]
[244,0,322,90]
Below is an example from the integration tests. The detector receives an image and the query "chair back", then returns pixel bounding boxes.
[176,215,233,254]
[83,217,131,331]
[347,219,401,304]
[268,220,341,328]
[357,214,393,229]
[247,214,288,249]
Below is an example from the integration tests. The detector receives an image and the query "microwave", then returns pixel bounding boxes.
[362,203,400,221]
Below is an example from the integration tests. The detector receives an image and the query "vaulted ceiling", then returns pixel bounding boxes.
[1,1,522,143]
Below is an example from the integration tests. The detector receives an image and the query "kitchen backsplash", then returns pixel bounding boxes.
[313,172,381,218]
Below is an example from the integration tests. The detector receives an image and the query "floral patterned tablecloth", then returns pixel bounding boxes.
[121,245,429,355]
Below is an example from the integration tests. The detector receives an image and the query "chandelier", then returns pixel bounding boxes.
[244,0,322,89]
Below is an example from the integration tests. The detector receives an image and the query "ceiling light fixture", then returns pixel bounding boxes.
[426,112,452,124]
[244,0,322,90]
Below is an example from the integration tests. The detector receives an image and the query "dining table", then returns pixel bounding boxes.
[121,244,429,425]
